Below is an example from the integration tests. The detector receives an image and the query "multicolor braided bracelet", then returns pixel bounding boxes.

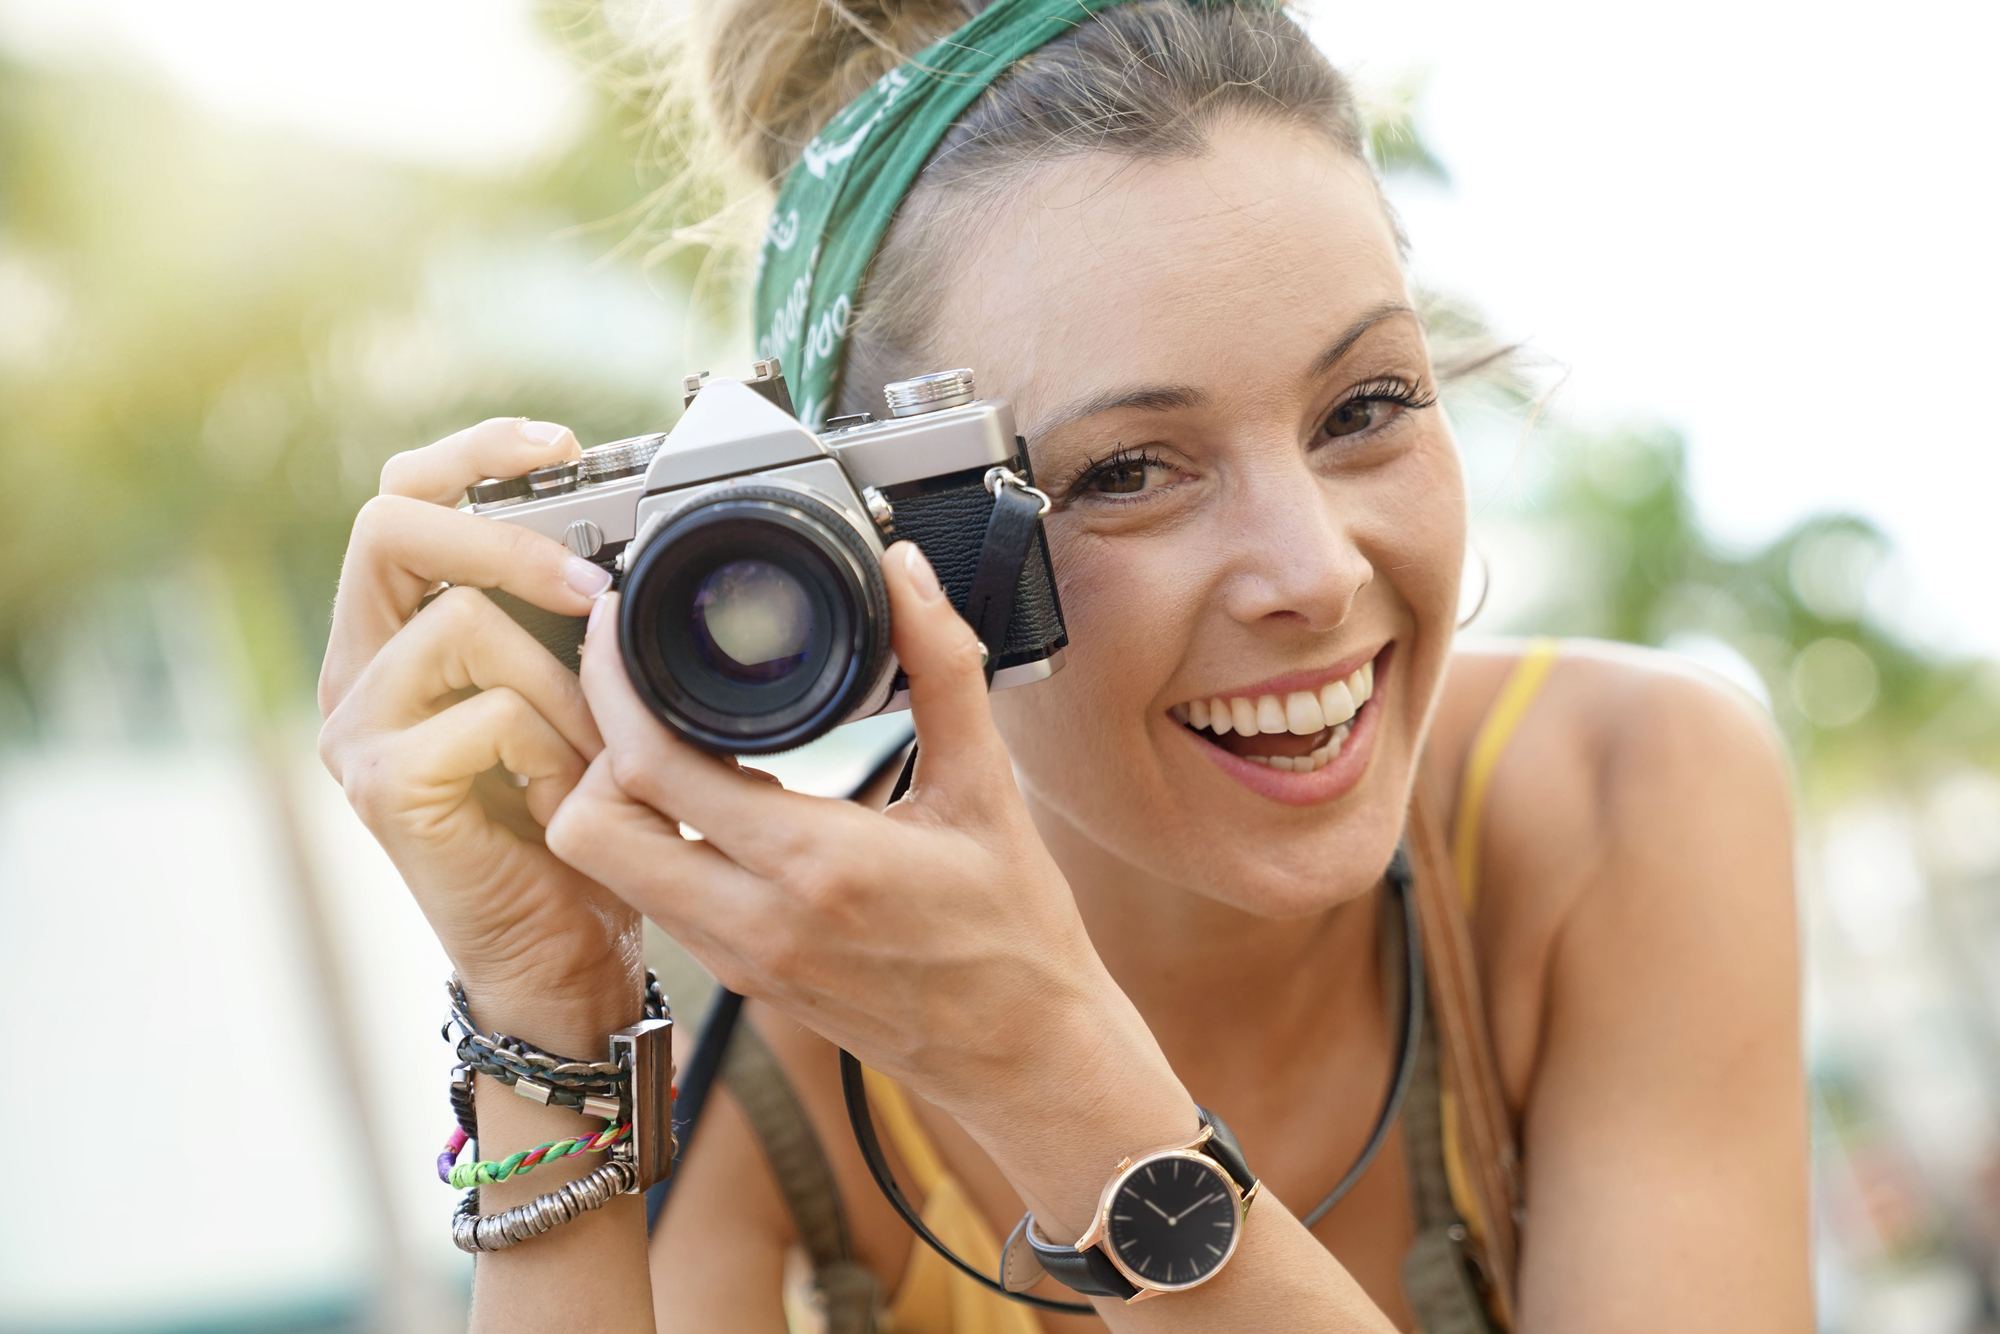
[438,1121,633,1190]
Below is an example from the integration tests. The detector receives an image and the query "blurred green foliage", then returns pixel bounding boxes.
[1504,422,2000,803]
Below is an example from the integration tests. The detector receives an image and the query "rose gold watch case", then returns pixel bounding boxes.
[1070,1124,1248,1303]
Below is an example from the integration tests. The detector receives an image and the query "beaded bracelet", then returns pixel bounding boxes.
[452,1159,639,1254]
[437,1121,633,1189]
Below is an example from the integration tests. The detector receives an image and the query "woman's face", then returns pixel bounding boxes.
[928,118,1465,916]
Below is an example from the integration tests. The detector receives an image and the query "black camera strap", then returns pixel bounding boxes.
[837,845,1424,1310]
[961,468,1049,684]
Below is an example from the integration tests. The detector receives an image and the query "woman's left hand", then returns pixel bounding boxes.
[546,541,1194,1228]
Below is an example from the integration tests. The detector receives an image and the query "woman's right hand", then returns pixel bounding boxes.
[317,416,645,1031]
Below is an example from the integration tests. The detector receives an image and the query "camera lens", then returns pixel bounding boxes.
[620,485,892,754]
[689,559,814,686]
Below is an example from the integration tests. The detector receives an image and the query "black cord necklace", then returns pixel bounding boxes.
[834,747,1428,1312]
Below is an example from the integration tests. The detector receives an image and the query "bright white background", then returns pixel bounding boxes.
[1311,0,2000,654]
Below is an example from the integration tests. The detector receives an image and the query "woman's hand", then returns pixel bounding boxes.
[545,542,1197,1236]
[317,417,644,1031]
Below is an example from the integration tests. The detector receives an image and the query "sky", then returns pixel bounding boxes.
[5,0,1996,653]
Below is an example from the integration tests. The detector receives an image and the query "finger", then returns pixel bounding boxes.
[575,594,843,878]
[327,584,602,765]
[881,543,1014,813]
[546,753,774,955]
[320,495,612,714]
[373,686,587,830]
[379,417,581,506]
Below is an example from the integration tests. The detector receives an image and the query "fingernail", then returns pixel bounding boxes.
[565,557,613,599]
[902,544,944,604]
[521,420,572,452]
[588,591,612,636]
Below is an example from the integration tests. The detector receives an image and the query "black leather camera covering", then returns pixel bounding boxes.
[883,456,1067,670]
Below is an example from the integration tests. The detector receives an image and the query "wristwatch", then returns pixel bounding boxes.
[1015,1107,1259,1303]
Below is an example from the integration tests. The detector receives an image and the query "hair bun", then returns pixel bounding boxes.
[701,0,979,182]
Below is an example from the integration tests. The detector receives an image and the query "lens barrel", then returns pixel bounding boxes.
[619,485,891,754]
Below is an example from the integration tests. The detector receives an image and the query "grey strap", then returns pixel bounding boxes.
[722,1022,881,1333]
[1396,918,1503,1334]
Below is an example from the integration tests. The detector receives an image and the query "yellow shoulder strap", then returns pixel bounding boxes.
[1449,639,1561,907]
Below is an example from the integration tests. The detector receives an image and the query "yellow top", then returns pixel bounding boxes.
[1450,639,1561,908]
[862,1067,1044,1334]
[853,641,1562,1333]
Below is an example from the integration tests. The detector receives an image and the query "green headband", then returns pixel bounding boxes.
[751,0,1143,429]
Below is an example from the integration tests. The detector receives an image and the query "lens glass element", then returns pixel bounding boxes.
[689,559,814,685]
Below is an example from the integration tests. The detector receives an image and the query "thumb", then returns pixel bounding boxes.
[884,542,1013,809]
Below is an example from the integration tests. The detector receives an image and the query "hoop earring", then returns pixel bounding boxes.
[1458,546,1491,629]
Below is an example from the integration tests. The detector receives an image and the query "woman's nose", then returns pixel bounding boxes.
[1215,465,1371,632]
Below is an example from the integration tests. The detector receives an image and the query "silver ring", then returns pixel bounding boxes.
[982,466,1052,516]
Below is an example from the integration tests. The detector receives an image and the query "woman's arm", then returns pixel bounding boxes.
[647,1067,796,1332]
[1510,661,1812,1332]
[317,418,661,1332]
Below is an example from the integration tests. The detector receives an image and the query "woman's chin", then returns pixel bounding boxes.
[1177,843,1396,918]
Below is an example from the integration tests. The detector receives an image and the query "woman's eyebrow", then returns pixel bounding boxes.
[1028,384,1205,440]
[1026,302,1418,440]
[1305,301,1418,381]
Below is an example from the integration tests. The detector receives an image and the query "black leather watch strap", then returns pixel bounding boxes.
[1197,1106,1259,1196]
[1024,1218,1140,1300]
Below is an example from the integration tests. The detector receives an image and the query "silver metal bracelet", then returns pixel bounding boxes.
[451,1158,640,1253]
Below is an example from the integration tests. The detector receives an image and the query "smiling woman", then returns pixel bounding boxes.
[315,1,1811,1331]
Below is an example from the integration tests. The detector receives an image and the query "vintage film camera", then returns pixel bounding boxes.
[462,362,1067,755]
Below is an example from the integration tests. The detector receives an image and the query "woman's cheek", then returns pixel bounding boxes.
[990,528,1172,805]
[1367,435,1465,723]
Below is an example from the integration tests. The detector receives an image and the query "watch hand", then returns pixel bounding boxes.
[1171,1192,1225,1224]
[1142,1197,1173,1222]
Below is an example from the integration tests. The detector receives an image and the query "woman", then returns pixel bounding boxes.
[316,1,1810,1329]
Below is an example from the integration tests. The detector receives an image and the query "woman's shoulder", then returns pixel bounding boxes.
[1440,636,1784,784]
[1433,636,1796,1107]
[1435,635,1786,834]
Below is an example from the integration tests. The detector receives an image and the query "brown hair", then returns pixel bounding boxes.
[695,0,1370,416]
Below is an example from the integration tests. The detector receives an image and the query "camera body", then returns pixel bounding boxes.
[463,362,1067,755]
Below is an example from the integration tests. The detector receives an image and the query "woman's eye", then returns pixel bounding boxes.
[1073,452,1174,500]
[1094,459,1151,493]
[1324,397,1394,438]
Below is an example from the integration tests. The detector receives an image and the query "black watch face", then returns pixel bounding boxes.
[1106,1153,1241,1288]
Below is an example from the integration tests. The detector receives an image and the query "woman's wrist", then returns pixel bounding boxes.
[954,979,1199,1242]
[450,957,654,1215]
[453,955,648,1060]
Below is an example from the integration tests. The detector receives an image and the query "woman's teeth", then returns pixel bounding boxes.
[1170,658,1375,740]
[1248,723,1351,771]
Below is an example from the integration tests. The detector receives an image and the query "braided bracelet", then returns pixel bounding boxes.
[437,1121,633,1189]
[444,971,669,1118]
[452,1159,640,1253]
